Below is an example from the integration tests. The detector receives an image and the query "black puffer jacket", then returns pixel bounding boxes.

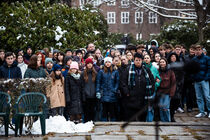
[0,62,22,79]
[64,74,83,115]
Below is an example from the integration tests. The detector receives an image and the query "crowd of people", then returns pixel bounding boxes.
[0,41,209,123]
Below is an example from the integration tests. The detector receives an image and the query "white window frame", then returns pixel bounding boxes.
[92,0,101,7]
[121,0,129,7]
[148,12,157,23]
[107,0,116,6]
[121,12,129,24]
[107,12,116,24]
[136,33,142,40]
[135,12,143,24]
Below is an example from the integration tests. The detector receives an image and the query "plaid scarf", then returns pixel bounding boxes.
[128,62,153,97]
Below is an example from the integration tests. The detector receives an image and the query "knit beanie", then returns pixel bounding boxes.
[45,58,53,67]
[85,58,93,66]
[104,57,112,64]
[70,61,79,70]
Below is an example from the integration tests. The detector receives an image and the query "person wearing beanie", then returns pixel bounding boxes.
[62,56,72,78]
[64,61,83,123]
[81,57,98,122]
[46,63,65,117]
[45,58,54,75]
[96,55,119,121]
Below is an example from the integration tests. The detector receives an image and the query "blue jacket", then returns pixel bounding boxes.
[192,53,210,82]
[96,68,119,102]
[0,62,22,79]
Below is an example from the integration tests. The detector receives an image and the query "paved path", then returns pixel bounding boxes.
[1,109,210,140]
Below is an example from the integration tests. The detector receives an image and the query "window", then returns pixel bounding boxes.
[135,12,143,24]
[121,12,129,24]
[148,12,157,23]
[107,0,116,6]
[107,12,116,24]
[92,0,101,7]
[121,0,129,7]
[136,33,142,40]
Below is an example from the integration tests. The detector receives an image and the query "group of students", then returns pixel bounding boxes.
[0,42,209,123]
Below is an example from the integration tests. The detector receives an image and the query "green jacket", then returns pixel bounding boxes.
[144,63,161,91]
[24,67,46,78]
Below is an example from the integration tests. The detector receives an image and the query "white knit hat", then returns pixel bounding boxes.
[104,57,112,64]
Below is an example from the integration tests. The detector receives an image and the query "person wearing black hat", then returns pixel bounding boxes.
[24,46,33,64]
[121,53,155,121]
[46,64,65,116]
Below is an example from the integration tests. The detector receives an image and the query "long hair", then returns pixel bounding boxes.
[36,52,45,67]
[104,65,113,73]
[50,71,64,85]
[84,66,97,83]
[28,55,38,69]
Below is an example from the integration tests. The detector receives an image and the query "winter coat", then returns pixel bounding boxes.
[144,63,161,91]
[118,64,128,95]
[121,66,155,109]
[46,77,65,108]
[0,62,22,79]
[157,68,176,97]
[81,70,97,100]
[192,53,210,82]
[96,68,119,102]
[64,74,83,115]
[17,62,28,79]
[24,67,46,78]
[61,65,70,78]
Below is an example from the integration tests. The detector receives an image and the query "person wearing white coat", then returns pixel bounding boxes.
[17,55,28,79]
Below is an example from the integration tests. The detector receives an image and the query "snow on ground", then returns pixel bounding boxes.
[0,116,94,135]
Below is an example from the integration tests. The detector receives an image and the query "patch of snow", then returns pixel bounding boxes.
[9,13,14,16]
[93,31,100,35]
[56,42,62,46]
[0,116,94,135]
[0,26,6,31]
[54,26,67,41]
[17,34,21,40]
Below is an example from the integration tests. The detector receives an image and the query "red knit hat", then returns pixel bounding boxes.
[85,58,93,65]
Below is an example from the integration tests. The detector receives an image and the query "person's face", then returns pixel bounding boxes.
[134,57,142,68]
[175,48,181,56]
[189,48,195,55]
[182,47,186,53]
[115,52,121,58]
[0,51,5,60]
[105,61,111,67]
[195,48,203,56]
[17,56,24,63]
[95,50,101,58]
[77,53,83,59]
[58,54,64,61]
[159,49,166,56]
[131,50,136,55]
[149,49,154,55]
[18,51,24,56]
[38,54,42,61]
[110,50,116,56]
[6,55,14,66]
[49,52,53,58]
[71,68,77,73]
[160,59,166,68]
[66,51,72,56]
[55,70,61,76]
[155,53,161,62]
[144,55,151,64]
[121,56,128,65]
[137,48,143,54]
[170,55,177,62]
[13,54,16,61]
[86,63,93,69]
[66,59,72,66]
[126,52,133,60]
[27,48,32,55]
[88,44,95,52]
[113,58,120,66]
[166,48,172,53]
[46,62,53,69]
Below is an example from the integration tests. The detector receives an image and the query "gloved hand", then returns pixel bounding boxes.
[96,92,101,99]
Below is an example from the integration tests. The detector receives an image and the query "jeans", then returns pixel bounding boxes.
[194,80,210,114]
[159,94,171,122]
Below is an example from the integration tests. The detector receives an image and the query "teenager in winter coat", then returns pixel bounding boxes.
[81,58,97,122]
[121,53,155,121]
[46,64,65,116]
[157,58,176,122]
[64,61,83,124]
[24,55,46,78]
[143,54,161,122]
[96,57,119,121]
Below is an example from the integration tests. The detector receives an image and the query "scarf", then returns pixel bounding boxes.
[71,73,80,80]
[128,62,153,97]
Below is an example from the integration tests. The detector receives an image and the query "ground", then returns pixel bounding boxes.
[1,109,210,140]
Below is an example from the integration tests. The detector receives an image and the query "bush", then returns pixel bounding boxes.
[0,0,108,52]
